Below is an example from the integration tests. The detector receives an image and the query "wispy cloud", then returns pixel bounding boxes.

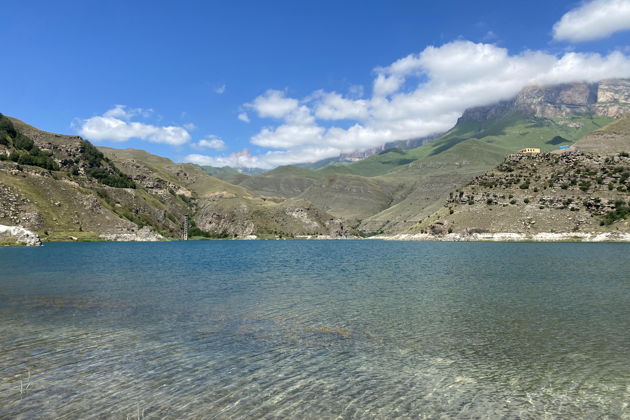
[214,84,227,94]
[553,0,630,42]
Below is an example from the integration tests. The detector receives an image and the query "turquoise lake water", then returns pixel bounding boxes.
[0,241,629,419]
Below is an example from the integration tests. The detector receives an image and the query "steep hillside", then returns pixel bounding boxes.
[0,115,345,242]
[101,148,346,238]
[0,114,171,242]
[407,149,630,239]
[358,112,613,233]
[207,82,625,235]
[572,114,630,152]
[2,80,629,242]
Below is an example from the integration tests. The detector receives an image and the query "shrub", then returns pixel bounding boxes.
[524,198,530,204]
[601,201,630,225]
[13,134,34,151]
[8,150,59,170]
[579,181,591,192]
[188,219,229,239]
[87,167,135,188]
[80,140,106,167]
[0,114,17,141]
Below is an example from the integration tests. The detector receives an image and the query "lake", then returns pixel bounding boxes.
[1,241,629,418]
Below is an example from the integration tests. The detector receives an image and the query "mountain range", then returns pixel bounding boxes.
[1,79,629,244]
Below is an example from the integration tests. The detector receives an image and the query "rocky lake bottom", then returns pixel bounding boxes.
[0,241,629,418]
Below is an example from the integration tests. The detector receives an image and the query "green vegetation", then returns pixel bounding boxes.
[79,141,136,188]
[86,167,136,188]
[188,219,230,239]
[547,135,569,145]
[5,149,59,170]
[0,114,59,170]
[601,201,630,226]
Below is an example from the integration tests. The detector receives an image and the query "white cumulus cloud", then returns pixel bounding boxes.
[225,40,630,169]
[246,89,299,118]
[77,105,191,145]
[553,0,630,42]
[193,135,226,150]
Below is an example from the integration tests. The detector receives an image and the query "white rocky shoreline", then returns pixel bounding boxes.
[374,232,630,242]
[3,223,630,245]
[0,224,42,246]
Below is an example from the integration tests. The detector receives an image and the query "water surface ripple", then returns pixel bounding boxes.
[0,241,629,418]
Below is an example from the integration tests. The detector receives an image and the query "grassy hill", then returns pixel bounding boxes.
[2,81,624,242]
[572,114,630,152]
[353,113,612,233]
[0,115,346,242]
[403,113,630,237]
[205,112,614,234]
[100,148,346,238]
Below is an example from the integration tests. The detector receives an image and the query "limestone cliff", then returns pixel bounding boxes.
[459,79,630,123]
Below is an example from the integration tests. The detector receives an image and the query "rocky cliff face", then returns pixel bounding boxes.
[459,79,630,123]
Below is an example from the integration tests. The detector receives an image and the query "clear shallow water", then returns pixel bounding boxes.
[0,241,629,419]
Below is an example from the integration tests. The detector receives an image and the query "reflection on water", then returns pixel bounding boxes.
[1,241,629,418]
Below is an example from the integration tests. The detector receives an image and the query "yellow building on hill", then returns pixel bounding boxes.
[518,148,540,154]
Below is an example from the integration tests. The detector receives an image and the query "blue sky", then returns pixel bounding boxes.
[2,0,630,168]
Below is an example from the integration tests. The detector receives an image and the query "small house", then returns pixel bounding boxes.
[517,148,540,154]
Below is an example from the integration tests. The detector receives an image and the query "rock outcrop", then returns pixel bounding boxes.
[409,148,630,238]
[0,224,42,246]
[99,226,164,242]
[459,79,630,122]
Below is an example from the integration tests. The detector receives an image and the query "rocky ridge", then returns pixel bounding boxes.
[408,150,630,238]
[459,79,630,122]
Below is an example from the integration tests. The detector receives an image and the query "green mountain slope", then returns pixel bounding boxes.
[403,114,630,238]
[353,113,612,233]
[205,112,614,234]
[100,148,346,238]
[0,115,346,242]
